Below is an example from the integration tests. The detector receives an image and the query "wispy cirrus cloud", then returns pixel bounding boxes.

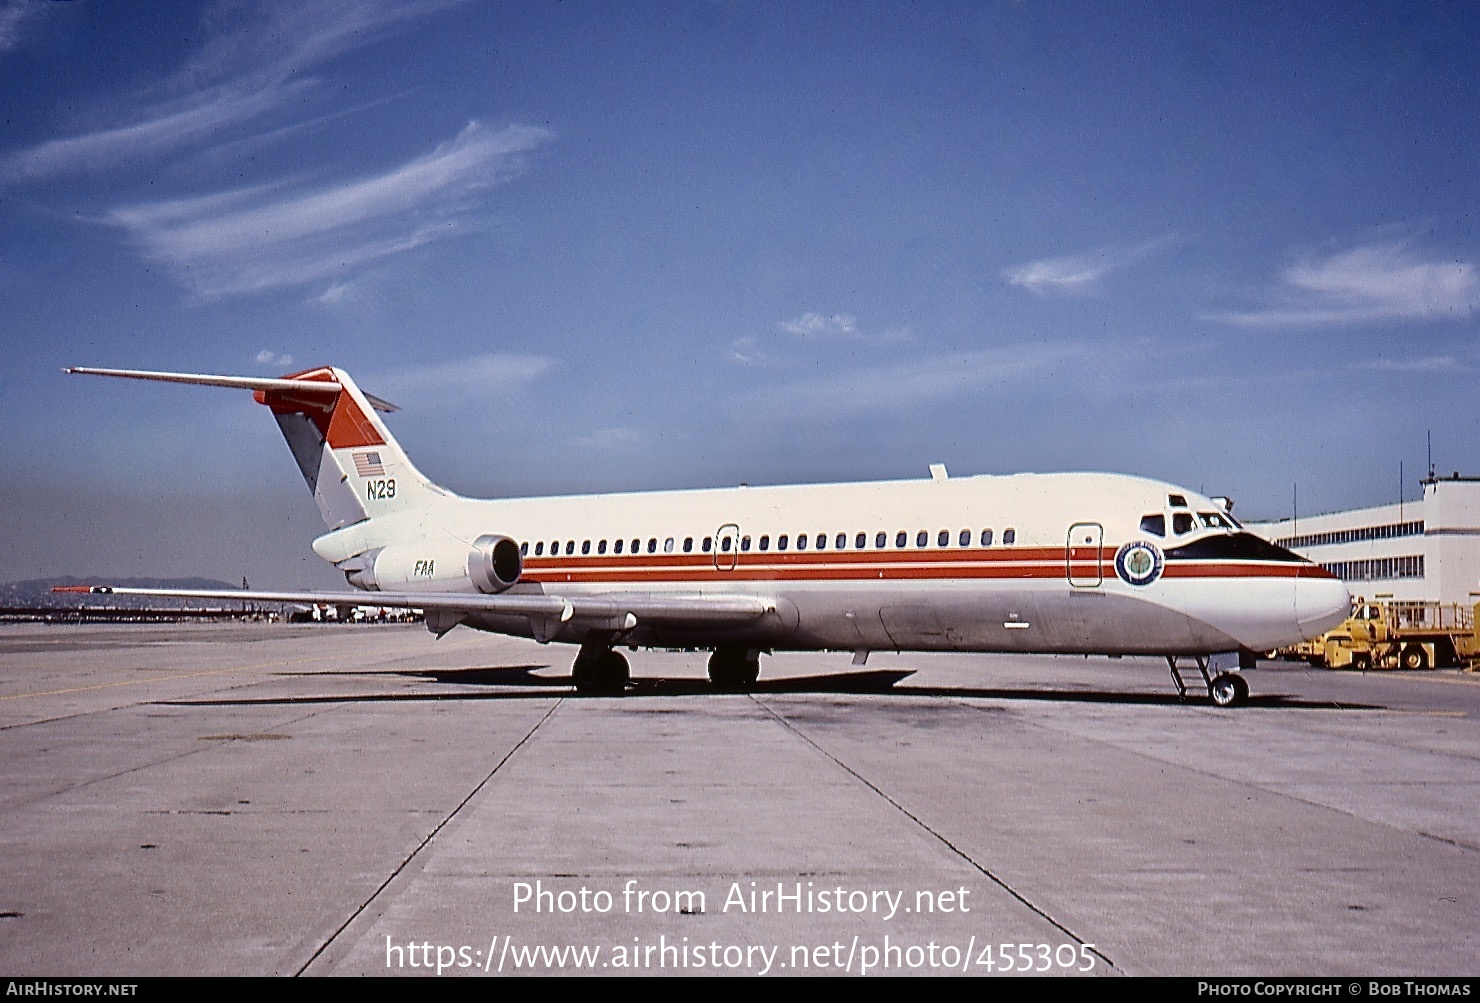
[780,311,860,338]
[104,121,553,299]
[1211,243,1480,327]
[749,342,1081,419]
[0,0,48,54]
[382,353,555,395]
[568,427,641,450]
[3,0,459,181]
[1002,237,1171,296]
[1355,354,1467,374]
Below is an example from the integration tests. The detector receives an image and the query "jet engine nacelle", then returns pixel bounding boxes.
[467,534,522,594]
[342,534,521,593]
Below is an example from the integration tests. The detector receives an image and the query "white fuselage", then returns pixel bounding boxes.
[312,470,1352,656]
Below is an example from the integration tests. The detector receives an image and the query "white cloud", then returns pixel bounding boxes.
[779,312,859,338]
[568,427,641,450]
[104,121,553,299]
[1212,243,1480,327]
[254,350,294,367]
[1003,238,1170,296]
[3,0,460,181]
[1356,355,1466,374]
[0,0,47,54]
[750,342,1081,419]
[383,353,555,394]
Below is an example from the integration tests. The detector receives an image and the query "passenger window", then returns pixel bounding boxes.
[896,531,907,548]
[721,537,731,552]
[838,533,849,549]
[759,535,770,551]
[815,534,826,550]
[702,537,712,552]
[647,538,657,553]
[778,534,789,551]
[613,539,623,554]
[981,529,992,546]
[876,532,887,548]
[598,539,607,554]
[631,538,640,554]
[1173,513,1195,534]
[1139,514,1165,537]
[663,537,674,553]
[1003,529,1015,545]
[855,533,866,549]
[683,537,693,553]
[916,530,928,547]
[535,541,544,556]
[740,536,751,551]
[565,541,575,555]
[581,540,591,555]
[797,534,808,550]
[938,529,950,547]
[959,529,970,547]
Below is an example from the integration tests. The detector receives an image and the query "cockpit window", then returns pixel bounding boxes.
[1198,511,1233,530]
[1172,512,1195,535]
[1139,514,1165,537]
[1168,494,1188,508]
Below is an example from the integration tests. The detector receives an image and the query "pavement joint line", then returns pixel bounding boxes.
[0,651,350,703]
[2,698,363,814]
[294,696,565,976]
[748,693,1118,974]
[950,697,1480,854]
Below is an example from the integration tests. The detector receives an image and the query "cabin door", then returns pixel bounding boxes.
[713,523,740,571]
[1066,522,1104,587]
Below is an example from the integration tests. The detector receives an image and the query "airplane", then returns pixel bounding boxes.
[59,365,1352,706]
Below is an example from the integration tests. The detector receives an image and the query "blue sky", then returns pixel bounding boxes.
[2,1,1477,586]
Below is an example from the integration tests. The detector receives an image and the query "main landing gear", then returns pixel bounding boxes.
[1166,654,1250,708]
[571,638,630,695]
[707,646,761,690]
[569,642,763,694]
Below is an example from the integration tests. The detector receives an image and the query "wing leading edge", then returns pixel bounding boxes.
[53,585,773,628]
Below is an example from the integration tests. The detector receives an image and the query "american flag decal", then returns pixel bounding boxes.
[352,451,385,477]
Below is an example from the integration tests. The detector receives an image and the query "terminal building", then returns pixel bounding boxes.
[1248,475,1480,607]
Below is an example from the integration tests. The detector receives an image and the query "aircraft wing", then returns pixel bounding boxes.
[52,585,773,627]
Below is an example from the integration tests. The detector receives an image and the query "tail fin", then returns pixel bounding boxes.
[65,366,446,530]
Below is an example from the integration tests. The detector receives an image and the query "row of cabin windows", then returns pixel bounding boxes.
[519,527,1018,559]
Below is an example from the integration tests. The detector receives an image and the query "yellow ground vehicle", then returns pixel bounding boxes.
[1289,599,1480,670]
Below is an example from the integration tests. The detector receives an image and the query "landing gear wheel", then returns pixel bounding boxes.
[1208,672,1248,708]
[707,647,760,690]
[1400,644,1429,671]
[572,650,629,694]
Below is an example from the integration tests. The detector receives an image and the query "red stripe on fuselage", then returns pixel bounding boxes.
[517,547,1314,584]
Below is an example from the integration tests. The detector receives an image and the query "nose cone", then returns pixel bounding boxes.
[1295,573,1351,639]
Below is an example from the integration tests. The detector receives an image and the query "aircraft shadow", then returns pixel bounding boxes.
[161,663,1381,711]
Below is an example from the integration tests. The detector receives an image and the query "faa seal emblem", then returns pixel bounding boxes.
[1115,540,1163,586]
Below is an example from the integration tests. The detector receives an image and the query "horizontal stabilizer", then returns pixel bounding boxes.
[64,367,399,412]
